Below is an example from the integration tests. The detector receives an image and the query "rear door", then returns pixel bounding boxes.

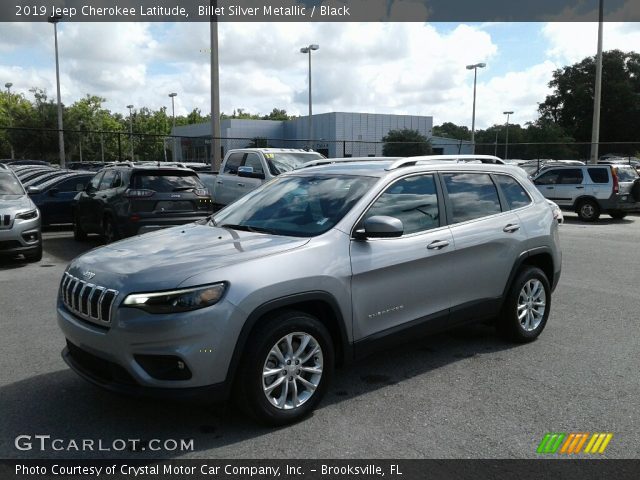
[236,152,266,195]
[553,168,585,206]
[442,172,527,319]
[585,166,612,200]
[42,176,89,224]
[75,171,104,232]
[350,173,454,342]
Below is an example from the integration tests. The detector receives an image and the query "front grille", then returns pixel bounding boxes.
[0,214,12,229]
[61,272,119,326]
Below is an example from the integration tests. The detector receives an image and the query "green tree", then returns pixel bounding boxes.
[432,122,471,140]
[539,50,640,152]
[382,129,432,157]
[262,108,290,121]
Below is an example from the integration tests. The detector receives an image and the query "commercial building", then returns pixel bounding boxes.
[170,112,472,162]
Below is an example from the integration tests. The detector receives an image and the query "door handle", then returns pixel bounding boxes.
[237,183,245,187]
[503,223,520,233]
[427,240,450,250]
[216,181,223,185]
[546,186,554,189]
[575,186,584,189]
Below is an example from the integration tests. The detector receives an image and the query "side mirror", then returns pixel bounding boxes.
[48,188,60,196]
[354,215,404,239]
[238,166,266,180]
[26,186,41,195]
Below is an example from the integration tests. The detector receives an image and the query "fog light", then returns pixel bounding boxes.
[134,354,192,380]
[21,231,39,243]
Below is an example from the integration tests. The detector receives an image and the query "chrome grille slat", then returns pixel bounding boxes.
[60,273,118,327]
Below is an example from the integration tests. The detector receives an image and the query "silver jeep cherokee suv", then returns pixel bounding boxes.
[57,156,561,425]
[0,164,42,262]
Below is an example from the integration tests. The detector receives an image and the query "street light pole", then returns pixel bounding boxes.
[209,3,222,171]
[503,111,514,160]
[589,0,604,164]
[126,105,134,160]
[78,122,83,163]
[169,92,177,161]
[48,15,66,168]
[5,82,14,159]
[300,44,319,149]
[466,63,486,154]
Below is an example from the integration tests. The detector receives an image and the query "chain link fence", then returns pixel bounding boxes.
[1,127,639,166]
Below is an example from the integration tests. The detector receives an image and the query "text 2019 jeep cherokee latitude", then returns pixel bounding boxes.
[57,156,562,425]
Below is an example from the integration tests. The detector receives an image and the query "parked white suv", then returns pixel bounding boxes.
[532,164,640,221]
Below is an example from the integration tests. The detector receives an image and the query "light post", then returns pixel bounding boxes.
[48,14,66,167]
[503,111,514,160]
[127,104,134,160]
[589,0,604,164]
[300,44,319,149]
[466,63,486,153]
[169,92,177,161]
[5,82,14,159]
[78,121,83,163]
[210,7,221,171]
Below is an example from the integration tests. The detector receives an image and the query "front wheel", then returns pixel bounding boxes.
[497,266,551,343]
[102,216,120,244]
[236,310,334,426]
[73,212,88,241]
[23,242,42,263]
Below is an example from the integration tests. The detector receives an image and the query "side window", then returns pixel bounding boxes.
[98,170,116,190]
[495,175,532,210]
[557,168,584,184]
[534,169,560,185]
[363,174,440,235]
[55,177,84,192]
[111,171,123,188]
[443,173,502,223]
[243,153,264,174]
[88,172,104,190]
[223,153,244,175]
[587,168,609,183]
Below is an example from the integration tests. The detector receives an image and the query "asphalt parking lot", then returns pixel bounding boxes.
[1,215,639,460]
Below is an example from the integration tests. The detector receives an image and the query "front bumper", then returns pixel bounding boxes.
[57,294,245,400]
[0,214,41,256]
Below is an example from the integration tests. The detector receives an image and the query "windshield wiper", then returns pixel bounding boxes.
[219,224,274,234]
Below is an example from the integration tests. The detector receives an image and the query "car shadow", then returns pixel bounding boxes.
[562,214,635,225]
[0,324,518,459]
[41,235,103,263]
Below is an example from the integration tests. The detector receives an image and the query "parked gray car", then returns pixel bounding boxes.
[0,164,42,261]
[532,164,640,221]
[57,156,562,425]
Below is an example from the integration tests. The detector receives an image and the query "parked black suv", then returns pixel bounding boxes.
[73,166,213,242]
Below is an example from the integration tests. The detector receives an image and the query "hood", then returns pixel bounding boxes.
[68,223,310,291]
[0,194,34,213]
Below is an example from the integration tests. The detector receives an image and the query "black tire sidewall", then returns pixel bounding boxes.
[500,267,551,342]
[73,212,87,241]
[577,199,599,222]
[238,311,334,426]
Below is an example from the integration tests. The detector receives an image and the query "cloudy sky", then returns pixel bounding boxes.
[0,21,639,129]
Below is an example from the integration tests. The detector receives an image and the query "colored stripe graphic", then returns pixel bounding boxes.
[540,433,613,454]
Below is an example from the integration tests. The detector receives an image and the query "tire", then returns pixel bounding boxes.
[497,266,551,343]
[23,242,43,263]
[73,213,88,241]
[235,310,335,426]
[576,199,600,222]
[102,216,120,244]
[608,210,627,220]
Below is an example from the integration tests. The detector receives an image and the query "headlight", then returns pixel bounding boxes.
[122,283,227,314]
[16,209,38,220]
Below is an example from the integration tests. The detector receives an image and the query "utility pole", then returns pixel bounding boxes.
[210,0,221,171]
[589,0,604,164]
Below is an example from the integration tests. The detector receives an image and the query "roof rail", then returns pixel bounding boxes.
[386,155,505,170]
[300,157,397,169]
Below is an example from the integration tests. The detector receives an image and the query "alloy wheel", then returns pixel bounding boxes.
[517,279,546,332]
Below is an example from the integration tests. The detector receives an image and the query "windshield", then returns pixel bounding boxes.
[266,152,323,175]
[614,166,639,182]
[0,173,25,195]
[213,174,377,237]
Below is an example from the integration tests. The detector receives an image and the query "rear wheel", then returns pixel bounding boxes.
[576,199,600,222]
[608,210,627,220]
[497,266,551,343]
[235,310,334,426]
[102,216,120,244]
